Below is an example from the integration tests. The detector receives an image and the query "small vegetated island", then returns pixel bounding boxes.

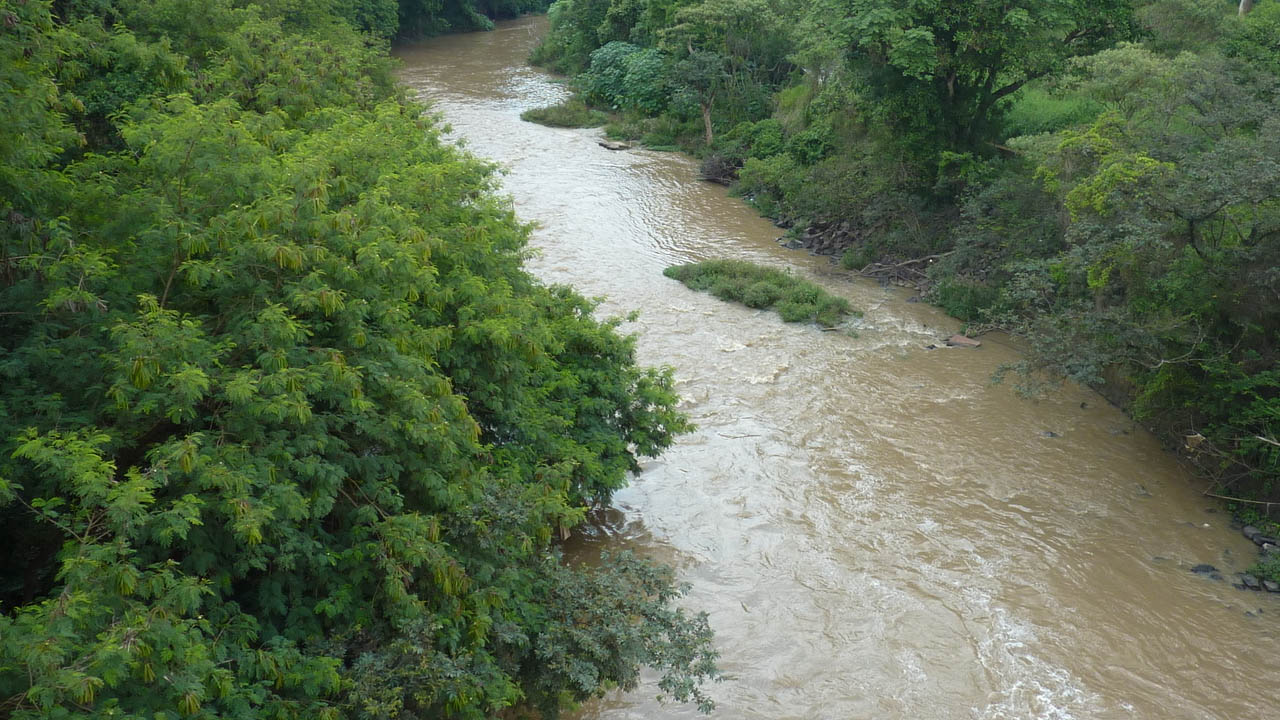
[0,1,719,718]
[665,260,857,328]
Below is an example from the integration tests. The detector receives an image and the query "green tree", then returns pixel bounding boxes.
[0,2,716,717]
[672,49,728,143]
[818,0,1136,153]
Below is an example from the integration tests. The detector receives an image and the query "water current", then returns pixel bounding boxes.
[395,17,1280,719]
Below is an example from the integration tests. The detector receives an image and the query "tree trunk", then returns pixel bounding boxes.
[701,102,714,145]
[1240,0,1254,15]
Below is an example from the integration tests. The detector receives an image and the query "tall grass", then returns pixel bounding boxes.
[664,259,858,328]
[520,98,607,127]
[1002,87,1104,138]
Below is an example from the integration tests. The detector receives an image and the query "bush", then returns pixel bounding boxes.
[748,118,786,157]
[787,123,834,165]
[520,97,608,127]
[928,277,1001,322]
[1002,87,1103,138]
[736,153,804,215]
[638,113,687,147]
[784,285,820,305]
[840,243,877,271]
[1221,2,1280,79]
[742,280,783,308]
[584,42,670,113]
[663,260,857,327]
[776,300,814,322]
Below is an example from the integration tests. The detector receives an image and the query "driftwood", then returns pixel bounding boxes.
[858,251,954,288]
[1202,491,1280,517]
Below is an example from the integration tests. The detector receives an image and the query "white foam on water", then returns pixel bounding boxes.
[973,608,1101,720]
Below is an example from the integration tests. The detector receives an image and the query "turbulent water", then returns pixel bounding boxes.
[396,17,1280,719]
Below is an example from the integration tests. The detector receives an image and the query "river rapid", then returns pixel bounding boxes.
[395,17,1280,719]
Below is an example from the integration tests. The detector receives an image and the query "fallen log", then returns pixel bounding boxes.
[857,251,955,288]
[945,334,982,348]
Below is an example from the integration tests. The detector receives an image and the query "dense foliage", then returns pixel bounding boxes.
[532,0,1280,512]
[0,1,721,717]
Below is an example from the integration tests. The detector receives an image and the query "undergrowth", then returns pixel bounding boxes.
[520,98,607,127]
[664,259,858,328]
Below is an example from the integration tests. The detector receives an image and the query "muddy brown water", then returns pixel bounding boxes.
[396,17,1279,719]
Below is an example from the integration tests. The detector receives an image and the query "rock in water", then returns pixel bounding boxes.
[1243,525,1261,541]
[1191,564,1219,575]
[598,140,631,151]
[1264,580,1280,593]
[945,334,981,347]
[1241,574,1263,590]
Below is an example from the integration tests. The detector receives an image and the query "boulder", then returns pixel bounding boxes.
[598,140,631,151]
[1254,535,1277,547]
[1241,573,1263,590]
[1242,525,1261,541]
[1191,564,1219,575]
[944,334,982,348]
[1265,580,1280,593]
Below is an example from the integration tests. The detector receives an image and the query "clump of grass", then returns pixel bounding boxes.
[1002,87,1103,138]
[664,259,859,328]
[520,98,607,128]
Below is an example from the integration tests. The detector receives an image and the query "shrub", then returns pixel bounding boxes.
[1002,87,1103,138]
[787,123,834,165]
[928,277,1001,322]
[520,98,608,127]
[742,280,783,308]
[776,300,814,322]
[663,260,858,327]
[784,285,820,305]
[748,118,786,157]
[584,41,644,106]
[584,42,670,113]
[815,296,852,327]
[735,153,804,214]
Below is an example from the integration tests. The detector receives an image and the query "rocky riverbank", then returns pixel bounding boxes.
[776,218,862,258]
[1192,523,1280,593]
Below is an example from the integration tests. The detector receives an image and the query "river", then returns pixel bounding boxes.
[395,16,1279,719]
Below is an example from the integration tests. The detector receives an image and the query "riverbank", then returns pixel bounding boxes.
[524,2,1280,554]
[398,16,1280,716]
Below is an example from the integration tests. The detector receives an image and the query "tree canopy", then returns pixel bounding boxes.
[0,1,718,717]
[823,0,1137,152]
